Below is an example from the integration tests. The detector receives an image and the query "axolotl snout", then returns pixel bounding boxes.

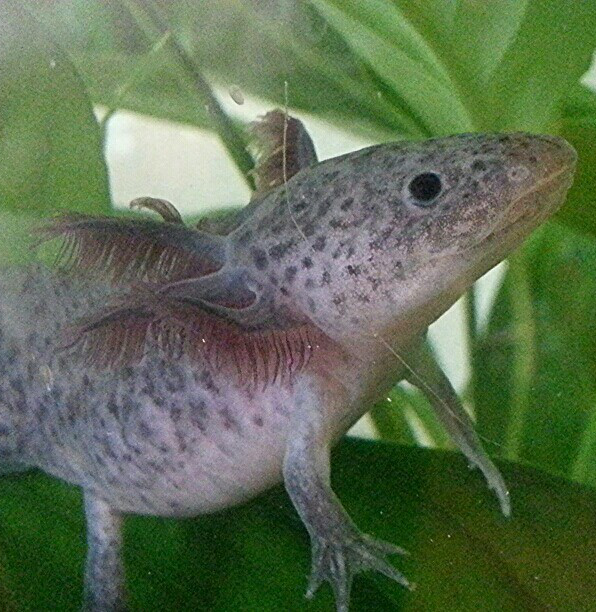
[0,113,576,611]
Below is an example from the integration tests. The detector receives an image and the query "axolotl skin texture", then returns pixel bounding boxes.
[0,112,577,611]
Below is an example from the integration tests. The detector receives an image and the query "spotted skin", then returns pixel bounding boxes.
[0,132,577,611]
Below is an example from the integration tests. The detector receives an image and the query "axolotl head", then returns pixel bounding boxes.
[234,133,576,351]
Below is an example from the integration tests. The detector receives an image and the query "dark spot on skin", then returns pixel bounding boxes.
[471,160,487,172]
[152,395,166,408]
[347,246,356,257]
[269,241,294,261]
[313,236,327,252]
[107,401,119,417]
[395,261,405,280]
[332,295,344,306]
[280,287,289,296]
[302,257,313,269]
[253,416,264,427]
[104,446,118,461]
[189,400,208,432]
[147,459,165,473]
[221,407,239,432]
[353,213,369,228]
[368,276,382,291]
[10,379,24,395]
[199,370,219,394]
[305,278,314,289]
[251,248,268,270]
[268,273,279,286]
[347,265,360,276]
[381,226,394,242]
[332,248,341,259]
[164,377,178,394]
[142,377,155,396]
[284,266,297,283]
[321,271,331,284]
[293,201,308,213]
[307,297,316,313]
[316,198,332,219]
[302,223,316,237]
[238,230,252,245]
[340,197,354,211]
[138,420,153,438]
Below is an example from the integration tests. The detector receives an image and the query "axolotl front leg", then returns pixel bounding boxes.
[282,382,411,610]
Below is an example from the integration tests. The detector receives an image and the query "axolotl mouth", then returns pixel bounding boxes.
[462,134,577,261]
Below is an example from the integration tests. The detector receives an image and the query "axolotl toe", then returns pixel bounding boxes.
[0,112,576,611]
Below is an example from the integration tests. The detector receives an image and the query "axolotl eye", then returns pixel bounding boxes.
[407,172,443,206]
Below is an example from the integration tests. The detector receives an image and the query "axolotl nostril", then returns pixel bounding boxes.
[0,111,577,611]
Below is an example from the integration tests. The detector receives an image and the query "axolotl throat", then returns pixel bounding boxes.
[0,112,576,611]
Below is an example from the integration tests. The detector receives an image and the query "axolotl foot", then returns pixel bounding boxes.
[306,527,412,611]
[283,383,415,611]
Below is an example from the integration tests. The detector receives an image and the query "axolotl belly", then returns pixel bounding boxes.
[0,120,577,612]
[0,265,382,517]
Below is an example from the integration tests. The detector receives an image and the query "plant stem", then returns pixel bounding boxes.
[463,286,477,409]
[121,0,255,189]
[503,253,535,461]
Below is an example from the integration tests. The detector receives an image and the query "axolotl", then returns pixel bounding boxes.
[0,111,576,611]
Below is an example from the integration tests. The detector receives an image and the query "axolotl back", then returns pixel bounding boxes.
[0,115,576,611]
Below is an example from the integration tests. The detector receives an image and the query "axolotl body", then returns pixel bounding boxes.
[0,112,577,611]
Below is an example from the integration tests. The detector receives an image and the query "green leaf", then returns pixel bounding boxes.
[447,1,529,87]
[483,1,596,131]
[0,1,111,218]
[2,440,596,610]
[556,85,596,237]
[474,223,596,485]
[370,385,454,449]
[309,0,474,135]
[31,0,412,137]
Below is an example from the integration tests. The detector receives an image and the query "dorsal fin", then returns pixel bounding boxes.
[37,213,226,283]
[194,110,319,235]
[248,109,318,199]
